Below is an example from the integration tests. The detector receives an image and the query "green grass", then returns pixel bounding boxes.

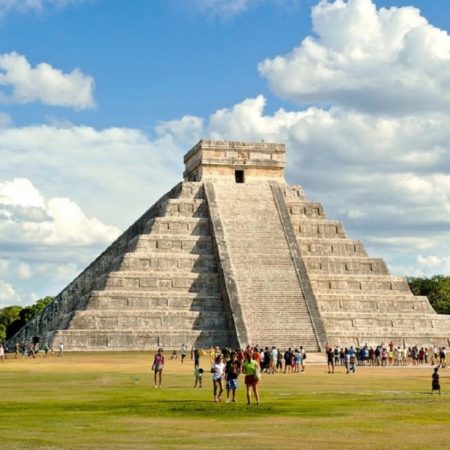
[0,353,449,449]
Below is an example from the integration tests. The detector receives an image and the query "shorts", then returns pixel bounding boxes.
[227,379,238,390]
[153,364,163,372]
[245,375,258,386]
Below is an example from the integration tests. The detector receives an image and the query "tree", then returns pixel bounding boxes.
[0,306,22,341]
[2,296,53,341]
[407,275,450,315]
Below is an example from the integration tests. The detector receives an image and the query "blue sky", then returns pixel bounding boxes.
[1,0,450,305]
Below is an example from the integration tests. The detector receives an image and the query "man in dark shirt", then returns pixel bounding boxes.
[225,351,241,402]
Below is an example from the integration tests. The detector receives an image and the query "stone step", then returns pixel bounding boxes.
[318,299,434,313]
[144,217,211,236]
[55,329,235,350]
[97,271,220,293]
[160,198,209,218]
[178,182,205,200]
[304,256,389,275]
[69,309,228,331]
[85,291,224,311]
[310,274,410,292]
[323,317,450,332]
[295,220,347,239]
[128,235,214,255]
[113,253,217,273]
[286,201,325,218]
[212,181,320,350]
[298,239,367,257]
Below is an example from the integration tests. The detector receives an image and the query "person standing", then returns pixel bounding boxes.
[211,355,225,402]
[152,348,165,388]
[432,367,441,395]
[0,343,4,363]
[181,343,187,365]
[242,351,260,405]
[58,342,64,357]
[225,351,241,402]
[327,347,335,374]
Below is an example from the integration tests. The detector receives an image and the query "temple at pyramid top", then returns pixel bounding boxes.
[183,139,286,182]
[8,139,450,351]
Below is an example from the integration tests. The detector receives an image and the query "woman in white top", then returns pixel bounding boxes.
[0,344,5,362]
[211,354,225,402]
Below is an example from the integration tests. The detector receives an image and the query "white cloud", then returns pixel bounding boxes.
[0,279,20,304]
[16,262,31,280]
[0,112,11,128]
[0,52,94,109]
[186,0,299,18]
[259,0,450,114]
[0,0,85,18]
[0,178,119,247]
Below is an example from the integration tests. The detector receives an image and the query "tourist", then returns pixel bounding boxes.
[294,349,302,373]
[348,347,357,373]
[327,347,334,374]
[181,343,187,364]
[333,346,339,366]
[194,367,203,388]
[439,347,447,368]
[269,346,277,374]
[431,367,441,395]
[152,348,165,388]
[300,346,307,371]
[225,351,241,402]
[276,348,283,371]
[211,355,225,402]
[0,343,4,363]
[242,351,260,405]
[284,348,293,373]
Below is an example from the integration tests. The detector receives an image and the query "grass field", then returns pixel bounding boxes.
[0,352,449,449]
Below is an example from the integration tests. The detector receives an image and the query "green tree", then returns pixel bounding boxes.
[5,296,53,340]
[0,306,22,341]
[407,275,450,314]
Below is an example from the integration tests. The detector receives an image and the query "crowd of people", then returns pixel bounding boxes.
[325,343,448,374]
[0,341,65,359]
[150,342,447,400]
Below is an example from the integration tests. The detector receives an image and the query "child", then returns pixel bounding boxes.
[194,367,203,388]
[432,367,441,395]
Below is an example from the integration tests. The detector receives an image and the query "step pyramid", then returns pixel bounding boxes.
[9,140,450,351]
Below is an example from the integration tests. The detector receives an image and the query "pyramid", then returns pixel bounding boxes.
[10,140,450,351]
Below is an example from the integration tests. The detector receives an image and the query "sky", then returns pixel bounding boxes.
[1,0,450,307]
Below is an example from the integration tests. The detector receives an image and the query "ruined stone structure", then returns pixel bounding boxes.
[9,140,450,350]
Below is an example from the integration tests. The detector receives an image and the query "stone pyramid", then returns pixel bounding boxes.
[10,140,450,351]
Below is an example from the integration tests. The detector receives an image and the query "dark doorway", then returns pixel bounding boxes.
[235,170,245,183]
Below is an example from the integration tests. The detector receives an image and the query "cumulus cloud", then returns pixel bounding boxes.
[0,52,95,109]
[259,0,450,114]
[0,279,20,304]
[0,178,119,247]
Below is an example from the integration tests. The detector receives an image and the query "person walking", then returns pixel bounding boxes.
[152,348,165,388]
[242,351,260,405]
[432,367,441,395]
